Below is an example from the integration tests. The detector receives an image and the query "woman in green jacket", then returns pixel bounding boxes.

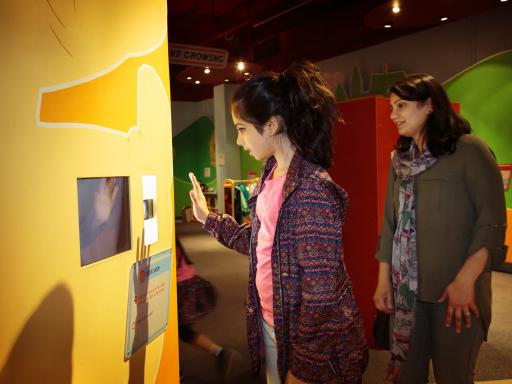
[373,73,507,384]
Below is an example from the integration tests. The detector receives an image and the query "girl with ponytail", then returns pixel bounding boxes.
[189,61,368,383]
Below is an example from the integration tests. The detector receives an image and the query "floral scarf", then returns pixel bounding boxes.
[388,142,437,377]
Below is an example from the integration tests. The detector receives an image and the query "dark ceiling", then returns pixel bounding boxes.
[167,0,503,101]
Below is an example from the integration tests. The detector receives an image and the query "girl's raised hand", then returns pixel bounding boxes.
[188,172,209,224]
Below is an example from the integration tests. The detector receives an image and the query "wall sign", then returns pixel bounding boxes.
[169,43,228,68]
[125,249,172,359]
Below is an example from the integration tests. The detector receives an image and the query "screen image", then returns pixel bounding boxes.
[77,177,131,266]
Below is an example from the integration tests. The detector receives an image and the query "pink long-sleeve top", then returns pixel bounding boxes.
[255,171,286,326]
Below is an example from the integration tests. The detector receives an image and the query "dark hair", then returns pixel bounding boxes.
[390,73,471,157]
[232,61,338,169]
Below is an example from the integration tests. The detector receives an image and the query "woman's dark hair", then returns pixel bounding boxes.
[232,61,338,169]
[390,73,471,157]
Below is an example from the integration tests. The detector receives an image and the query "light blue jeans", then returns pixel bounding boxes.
[262,319,281,384]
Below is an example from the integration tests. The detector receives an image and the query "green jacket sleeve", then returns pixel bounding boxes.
[375,161,396,264]
[464,137,508,270]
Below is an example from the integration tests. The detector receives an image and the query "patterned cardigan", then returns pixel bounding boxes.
[204,153,368,383]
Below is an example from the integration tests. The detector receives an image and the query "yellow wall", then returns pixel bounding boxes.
[0,0,178,383]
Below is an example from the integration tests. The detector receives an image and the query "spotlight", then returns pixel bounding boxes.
[195,80,200,84]
[384,24,392,28]
[224,79,229,82]
[204,67,211,74]
[392,6,400,13]
[237,61,245,71]
[440,17,448,21]
[186,76,192,80]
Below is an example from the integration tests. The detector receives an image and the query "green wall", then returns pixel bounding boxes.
[173,116,217,216]
[444,51,512,208]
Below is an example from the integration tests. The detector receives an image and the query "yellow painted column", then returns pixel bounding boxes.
[0,0,178,382]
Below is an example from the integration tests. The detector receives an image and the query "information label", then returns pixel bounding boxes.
[125,249,172,358]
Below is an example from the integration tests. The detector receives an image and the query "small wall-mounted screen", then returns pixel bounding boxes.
[77,177,131,266]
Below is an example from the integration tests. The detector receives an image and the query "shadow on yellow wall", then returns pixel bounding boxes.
[0,284,73,384]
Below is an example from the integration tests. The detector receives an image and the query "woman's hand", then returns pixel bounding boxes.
[188,172,209,224]
[373,262,394,314]
[438,277,479,333]
[438,247,487,333]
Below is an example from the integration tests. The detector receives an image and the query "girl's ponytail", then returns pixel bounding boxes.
[279,61,338,169]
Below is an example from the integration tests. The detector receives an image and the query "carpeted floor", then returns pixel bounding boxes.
[176,221,512,384]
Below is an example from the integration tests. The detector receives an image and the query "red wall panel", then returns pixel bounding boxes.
[331,97,459,347]
[331,96,397,347]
